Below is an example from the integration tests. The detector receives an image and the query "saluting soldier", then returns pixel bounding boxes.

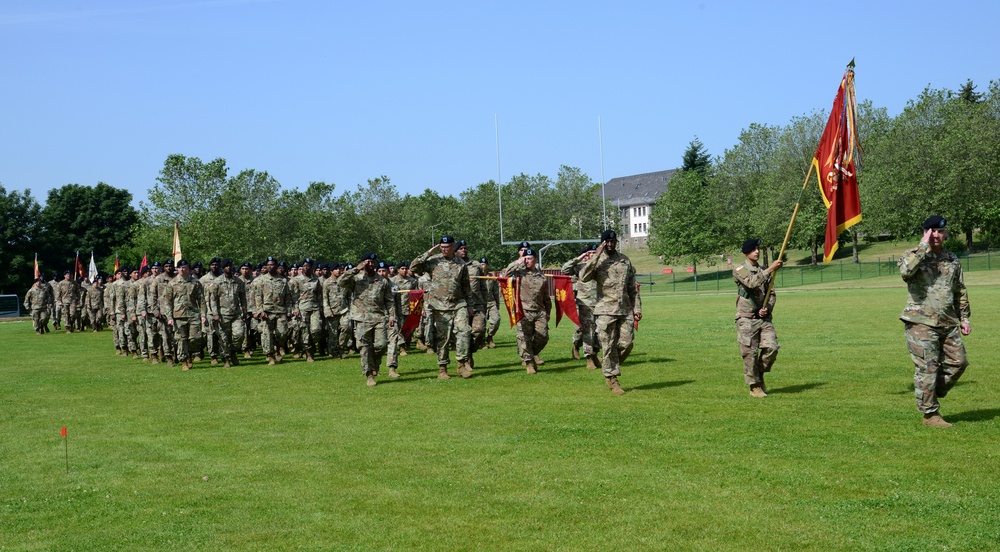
[161,259,205,371]
[562,244,600,369]
[580,230,642,396]
[502,248,551,374]
[898,216,972,428]
[340,254,399,386]
[733,238,783,398]
[410,236,474,379]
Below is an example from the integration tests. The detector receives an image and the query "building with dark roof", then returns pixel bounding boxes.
[602,169,677,249]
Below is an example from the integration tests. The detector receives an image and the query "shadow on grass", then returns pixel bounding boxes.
[946,408,1000,423]
[629,379,695,391]
[890,381,968,396]
[768,382,826,394]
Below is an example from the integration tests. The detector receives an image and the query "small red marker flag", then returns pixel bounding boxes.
[61,427,67,437]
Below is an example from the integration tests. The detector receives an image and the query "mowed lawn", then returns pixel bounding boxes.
[2,284,999,551]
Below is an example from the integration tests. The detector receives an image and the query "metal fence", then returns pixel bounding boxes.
[640,250,998,293]
[0,294,21,318]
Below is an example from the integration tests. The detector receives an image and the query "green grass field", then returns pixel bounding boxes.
[3,283,999,550]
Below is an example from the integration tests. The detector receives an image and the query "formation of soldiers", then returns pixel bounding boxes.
[25,232,643,395]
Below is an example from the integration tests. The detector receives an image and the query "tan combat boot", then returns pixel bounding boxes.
[416,340,428,351]
[750,385,767,398]
[267,355,276,366]
[586,355,599,370]
[438,366,450,380]
[399,348,408,356]
[525,362,537,375]
[609,376,625,395]
[244,351,252,359]
[923,413,953,428]
[366,375,377,387]
[426,346,435,355]
[533,355,545,366]
[389,367,401,379]
[306,352,314,363]
[223,359,231,368]
[488,337,496,349]
[458,361,473,379]
[211,358,218,365]
[572,346,581,360]
[151,356,159,365]
[182,359,191,371]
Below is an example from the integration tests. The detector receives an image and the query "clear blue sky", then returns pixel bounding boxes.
[2,0,998,207]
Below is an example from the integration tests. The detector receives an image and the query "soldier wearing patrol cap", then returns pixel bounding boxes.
[253,256,294,366]
[339,253,398,386]
[291,258,323,362]
[479,257,502,349]
[580,229,642,395]
[410,235,474,379]
[898,215,972,428]
[160,259,206,371]
[733,238,783,398]
[502,248,551,373]
[562,243,600,369]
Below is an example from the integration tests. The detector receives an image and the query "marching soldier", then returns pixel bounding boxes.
[161,259,205,371]
[23,278,51,335]
[502,248,551,374]
[733,238,783,398]
[480,258,502,349]
[339,254,398,386]
[562,244,600,369]
[56,270,79,333]
[291,258,324,362]
[85,274,105,332]
[252,257,294,366]
[206,259,248,368]
[456,241,488,355]
[410,236,474,379]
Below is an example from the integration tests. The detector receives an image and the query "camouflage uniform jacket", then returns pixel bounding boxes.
[409,252,471,311]
[252,273,294,316]
[733,260,776,320]
[291,274,323,314]
[580,250,640,317]
[560,258,598,307]
[24,286,48,312]
[502,259,551,313]
[113,279,130,318]
[207,274,247,320]
[126,279,142,319]
[200,273,222,318]
[461,258,488,311]
[138,277,157,317]
[390,274,419,316]
[47,279,58,310]
[102,282,114,316]
[85,283,104,311]
[483,275,501,306]
[240,275,257,316]
[338,267,399,324]
[56,279,78,307]
[898,242,970,328]
[150,272,174,318]
[161,275,204,320]
[323,276,350,316]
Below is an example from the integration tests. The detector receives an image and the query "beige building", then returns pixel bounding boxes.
[603,169,676,249]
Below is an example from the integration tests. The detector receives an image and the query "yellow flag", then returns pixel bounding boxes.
[172,221,183,263]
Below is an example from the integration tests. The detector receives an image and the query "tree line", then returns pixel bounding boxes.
[650,79,1000,268]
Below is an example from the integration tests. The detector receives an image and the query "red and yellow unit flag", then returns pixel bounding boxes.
[497,277,523,327]
[114,253,120,274]
[552,275,579,327]
[401,290,425,341]
[74,251,84,279]
[33,253,39,279]
[813,63,863,263]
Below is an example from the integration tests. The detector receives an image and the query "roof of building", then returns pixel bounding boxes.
[602,169,677,208]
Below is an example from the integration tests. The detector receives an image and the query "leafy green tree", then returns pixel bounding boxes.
[38,182,138,273]
[0,185,42,293]
[648,170,723,273]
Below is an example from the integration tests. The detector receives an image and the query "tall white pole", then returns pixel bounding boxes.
[599,116,607,231]
[496,114,504,244]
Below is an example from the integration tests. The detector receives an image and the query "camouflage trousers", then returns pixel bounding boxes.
[62,304,79,332]
[470,308,487,351]
[144,316,161,357]
[516,309,549,362]
[172,316,202,362]
[355,319,388,376]
[132,317,149,358]
[736,317,778,386]
[429,308,471,366]
[596,314,634,378]
[88,308,103,332]
[259,314,288,357]
[31,309,49,333]
[297,310,323,355]
[387,319,401,368]
[158,316,176,361]
[324,315,342,357]
[485,301,501,340]
[214,316,246,360]
[572,302,598,357]
[904,322,968,414]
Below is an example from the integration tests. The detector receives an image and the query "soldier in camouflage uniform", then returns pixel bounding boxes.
[161,259,205,370]
[390,262,418,355]
[456,241,488,355]
[562,244,601,370]
[410,236,474,379]
[384,262,409,373]
[153,260,178,366]
[56,271,79,333]
[480,258,502,349]
[733,239,783,398]
[126,266,149,360]
[106,270,123,353]
[340,255,399,386]
[289,258,323,362]
[238,262,256,358]
[322,262,349,359]
[140,263,162,363]
[23,278,51,334]
[502,249,551,373]
[206,259,248,368]
[580,230,641,396]
[413,271,432,351]
[48,273,62,330]
[253,257,294,366]
[114,268,136,356]
[85,275,105,332]
[899,216,972,428]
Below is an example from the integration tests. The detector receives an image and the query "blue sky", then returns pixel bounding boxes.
[2,0,997,207]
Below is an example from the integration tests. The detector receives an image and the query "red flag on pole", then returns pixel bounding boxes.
[497,277,523,327]
[74,252,83,279]
[34,253,39,279]
[139,254,148,273]
[401,290,425,340]
[114,254,119,274]
[813,64,863,263]
[552,275,579,327]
